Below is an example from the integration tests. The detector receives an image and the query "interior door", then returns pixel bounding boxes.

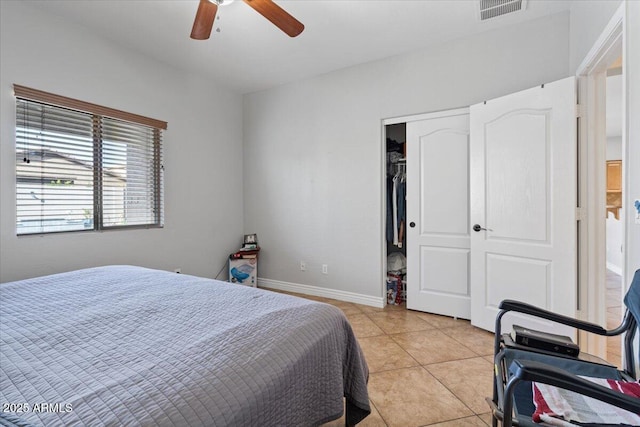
[470,76,577,335]
[406,109,471,319]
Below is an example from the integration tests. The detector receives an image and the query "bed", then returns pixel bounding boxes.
[0,265,370,426]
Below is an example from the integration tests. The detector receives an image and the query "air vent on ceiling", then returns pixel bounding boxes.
[479,0,527,21]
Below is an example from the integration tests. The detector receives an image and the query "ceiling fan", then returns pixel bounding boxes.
[190,0,304,40]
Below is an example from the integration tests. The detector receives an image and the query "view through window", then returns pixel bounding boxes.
[15,94,164,235]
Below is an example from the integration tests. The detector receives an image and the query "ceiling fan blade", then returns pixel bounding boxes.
[243,0,304,37]
[191,0,218,40]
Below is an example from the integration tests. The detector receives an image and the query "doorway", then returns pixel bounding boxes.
[575,4,627,362]
[384,123,407,308]
[605,57,624,366]
[576,4,625,361]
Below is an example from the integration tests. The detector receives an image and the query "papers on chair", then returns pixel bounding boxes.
[532,376,640,426]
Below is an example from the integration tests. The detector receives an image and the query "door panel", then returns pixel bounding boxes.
[485,111,550,242]
[407,110,470,318]
[420,247,469,296]
[419,130,469,236]
[470,77,577,335]
[485,253,550,308]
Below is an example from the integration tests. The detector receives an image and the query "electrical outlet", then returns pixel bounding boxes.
[174,268,181,274]
[300,261,306,271]
[322,264,328,274]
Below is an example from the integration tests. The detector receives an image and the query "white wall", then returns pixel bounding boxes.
[0,1,244,282]
[569,0,623,72]
[243,13,571,298]
[624,0,640,278]
[607,137,622,160]
[606,212,624,275]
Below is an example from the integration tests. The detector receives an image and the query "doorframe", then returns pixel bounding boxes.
[576,3,625,359]
[380,107,470,307]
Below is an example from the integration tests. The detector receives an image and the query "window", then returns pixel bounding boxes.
[15,85,166,235]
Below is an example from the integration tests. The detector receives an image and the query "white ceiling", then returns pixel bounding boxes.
[26,0,574,94]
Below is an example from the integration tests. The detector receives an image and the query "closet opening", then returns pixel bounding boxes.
[385,123,407,308]
[382,107,470,317]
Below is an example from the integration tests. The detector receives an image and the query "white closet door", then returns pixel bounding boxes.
[406,109,471,319]
[469,76,577,335]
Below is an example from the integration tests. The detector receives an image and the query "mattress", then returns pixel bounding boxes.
[0,266,370,426]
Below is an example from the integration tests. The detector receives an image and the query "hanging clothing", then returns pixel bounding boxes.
[386,177,394,243]
[392,175,399,246]
[386,161,406,247]
[397,179,406,248]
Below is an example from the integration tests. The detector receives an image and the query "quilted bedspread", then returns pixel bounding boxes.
[0,266,370,426]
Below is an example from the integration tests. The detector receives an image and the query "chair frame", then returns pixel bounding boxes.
[488,299,639,427]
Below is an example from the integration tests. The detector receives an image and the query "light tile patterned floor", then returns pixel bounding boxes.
[278,292,495,427]
[278,273,624,427]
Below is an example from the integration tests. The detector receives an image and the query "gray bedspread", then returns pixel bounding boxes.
[0,266,370,426]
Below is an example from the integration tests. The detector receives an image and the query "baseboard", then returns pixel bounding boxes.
[606,262,623,276]
[258,278,385,308]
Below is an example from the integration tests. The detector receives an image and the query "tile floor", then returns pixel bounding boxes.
[281,292,496,427]
[278,271,625,427]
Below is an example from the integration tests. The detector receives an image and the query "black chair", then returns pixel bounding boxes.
[488,269,640,426]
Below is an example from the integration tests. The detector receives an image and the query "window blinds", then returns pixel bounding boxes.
[16,100,95,234]
[101,117,163,229]
[15,90,164,235]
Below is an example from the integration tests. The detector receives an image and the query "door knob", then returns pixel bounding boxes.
[473,224,492,232]
[409,222,416,228]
